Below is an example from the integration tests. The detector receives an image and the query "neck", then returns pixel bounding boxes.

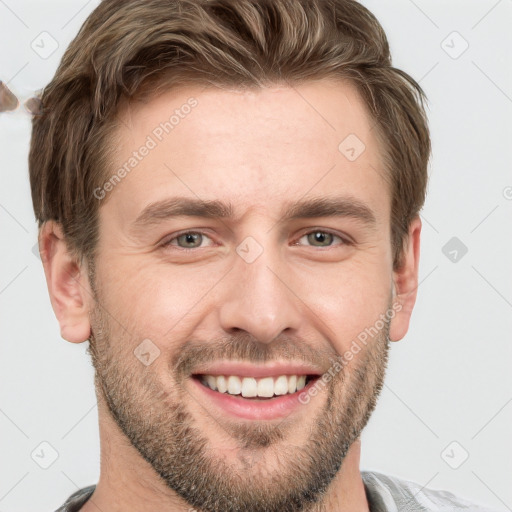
[311,438,370,512]
[81,398,369,512]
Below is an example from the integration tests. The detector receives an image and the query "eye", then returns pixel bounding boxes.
[162,231,215,250]
[295,230,348,248]
[161,229,350,251]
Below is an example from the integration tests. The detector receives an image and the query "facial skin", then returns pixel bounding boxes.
[40,79,421,511]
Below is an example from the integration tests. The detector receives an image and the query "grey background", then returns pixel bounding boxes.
[1,1,511,510]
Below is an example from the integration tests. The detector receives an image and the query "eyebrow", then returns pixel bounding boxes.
[281,196,377,226]
[131,196,377,230]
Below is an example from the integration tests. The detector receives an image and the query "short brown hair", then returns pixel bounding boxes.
[29,0,430,270]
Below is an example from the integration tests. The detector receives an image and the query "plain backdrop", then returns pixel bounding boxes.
[1,1,511,511]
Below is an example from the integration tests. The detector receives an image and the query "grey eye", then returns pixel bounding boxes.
[306,231,334,247]
[176,232,203,248]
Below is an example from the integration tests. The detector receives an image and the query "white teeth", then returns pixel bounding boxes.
[257,377,274,397]
[274,375,289,396]
[206,375,217,391]
[241,377,258,398]
[288,375,297,394]
[216,375,227,393]
[227,376,242,395]
[201,374,311,398]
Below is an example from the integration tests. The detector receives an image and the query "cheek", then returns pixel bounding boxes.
[292,257,392,353]
[96,257,220,341]
[96,240,393,355]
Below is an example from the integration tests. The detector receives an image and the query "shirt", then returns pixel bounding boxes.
[55,470,499,511]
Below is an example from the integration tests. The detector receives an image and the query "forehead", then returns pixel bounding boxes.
[103,79,389,226]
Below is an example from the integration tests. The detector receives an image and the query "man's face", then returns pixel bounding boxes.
[88,79,399,511]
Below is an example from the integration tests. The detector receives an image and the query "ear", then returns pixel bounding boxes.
[389,216,421,342]
[38,221,92,343]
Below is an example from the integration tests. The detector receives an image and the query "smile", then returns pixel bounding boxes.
[189,363,322,420]
[198,374,311,398]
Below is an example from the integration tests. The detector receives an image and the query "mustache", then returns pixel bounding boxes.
[172,332,339,380]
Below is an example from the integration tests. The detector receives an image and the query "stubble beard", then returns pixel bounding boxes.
[87,295,390,512]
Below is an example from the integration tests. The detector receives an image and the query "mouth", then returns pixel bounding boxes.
[190,368,322,420]
[194,374,317,399]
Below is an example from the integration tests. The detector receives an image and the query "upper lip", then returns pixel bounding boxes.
[191,361,324,379]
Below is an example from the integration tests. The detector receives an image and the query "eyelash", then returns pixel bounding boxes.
[161,229,352,251]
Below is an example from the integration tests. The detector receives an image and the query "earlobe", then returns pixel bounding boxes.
[389,216,422,342]
[39,221,92,343]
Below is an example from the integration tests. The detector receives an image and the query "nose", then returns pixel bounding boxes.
[218,241,303,344]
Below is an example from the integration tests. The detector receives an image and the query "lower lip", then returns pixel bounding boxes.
[191,377,319,420]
